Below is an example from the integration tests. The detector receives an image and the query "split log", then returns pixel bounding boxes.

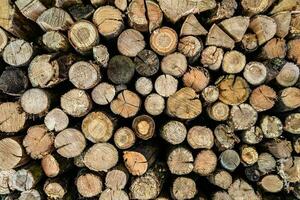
[15,0,46,22]
[135,77,153,96]
[83,143,118,172]
[257,152,276,175]
[110,90,141,118]
[180,14,207,37]
[134,49,160,77]
[161,52,187,77]
[127,0,147,32]
[114,127,136,149]
[154,74,178,97]
[132,115,155,140]
[222,50,246,74]
[123,144,158,175]
[260,175,283,193]
[240,145,258,166]
[105,165,129,190]
[54,128,86,158]
[93,6,124,38]
[41,154,72,177]
[114,0,127,11]
[201,85,219,103]
[171,177,197,200]
[272,11,291,38]
[276,87,300,111]
[160,120,187,145]
[260,115,283,138]
[167,146,194,175]
[146,0,163,33]
[208,169,232,189]
[287,39,300,65]
[76,170,103,198]
[276,62,299,87]
[241,33,258,52]
[241,126,263,145]
[37,7,74,31]
[210,0,237,22]
[117,29,145,57]
[194,150,217,176]
[43,178,68,199]
[0,102,26,133]
[207,101,230,121]
[243,62,267,86]
[0,169,15,195]
[187,126,214,149]
[178,36,203,63]
[42,31,69,52]
[68,20,99,54]
[150,27,178,56]
[220,149,240,172]
[219,16,249,42]
[228,179,261,200]
[93,45,109,67]
[107,55,135,84]
[144,93,165,116]
[263,139,292,158]
[68,4,95,21]
[91,82,116,105]
[100,189,129,200]
[206,24,235,49]
[214,124,239,151]
[270,0,296,14]
[201,46,224,71]
[284,113,300,134]
[183,67,210,92]
[44,108,69,132]
[230,103,258,131]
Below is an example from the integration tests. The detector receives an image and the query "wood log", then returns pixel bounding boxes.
[228,179,261,200]
[222,50,246,74]
[21,88,50,116]
[76,170,103,198]
[134,49,160,77]
[240,145,258,166]
[19,189,42,200]
[15,0,46,22]
[132,115,155,140]
[206,24,235,49]
[178,36,203,63]
[167,146,194,175]
[93,6,124,38]
[183,67,209,92]
[260,115,283,138]
[42,31,69,52]
[194,150,217,176]
[287,39,300,65]
[41,154,72,177]
[161,52,187,77]
[214,124,239,151]
[110,90,141,118]
[180,14,207,37]
[220,149,240,172]
[3,39,33,67]
[144,93,165,116]
[207,101,230,121]
[93,45,109,67]
[201,85,219,103]
[263,139,292,158]
[146,0,163,33]
[114,0,127,11]
[230,103,258,131]
[0,170,15,195]
[207,169,232,189]
[243,62,267,86]
[210,0,237,22]
[117,29,145,57]
[271,11,291,38]
[249,85,276,112]
[160,120,187,145]
[68,4,95,21]
[105,165,129,190]
[54,128,86,158]
[68,20,99,54]
[219,16,249,42]
[123,144,158,176]
[241,33,258,52]
[83,143,118,172]
[284,113,300,134]
[276,62,299,87]
[212,191,232,200]
[170,177,197,200]
[43,178,68,199]
[91,82,115,105]
[135,77,153,96]
[127,0,147,32]
[37,7,74,31]
[201,46,224,71]
[276,87,300,111]
[114,127,136,149]
[241,126,263,145]
[260,175,283,193]
[187,126,214,149]
[154,74,178,97]
[241,0,273,15]
[99,189,129,200]
[107,55,135,84]
[44,108,69,132]
[150,27,178,56]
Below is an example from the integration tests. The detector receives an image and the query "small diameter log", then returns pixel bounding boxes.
[76,171,103,198]
[241,126,263,145]
[105,165,129,190]
[68,20,99,54]
[0,27,8,53]
[222,50,246,74]
[178,36,203,63]
[284,113,300,134]
[44,108,69,132]
[144,93,165,116]
[135,77,153,96]
[171,177,197,200]
[23,125,54,159]
[0,137,29,170]
[92,82,115,106]
[84,143,118,172]
[123,144,158,176]
[167,146,194,175]
[219,16,250,42]
[0,102,26,134]
[201,46,224,71]
[21,88,50,116]
[110,90,141,118]
[243,62,267,86]
[230,103,258,131]
[272,11,291,38]
[187,126,214,149]
[107,55,135,84]
[127,0,147,32]
[154,74,178,97]
[134,49,160,77]
[206,24,234,49]
[183,67,210,92]
[241,0,272,15]
[10,162,43,191]
[217,75,250,106]
[19,189,41,200]
[228,179,261,200]
[69,61,101,89]
[257,153,276,174]
[276,62,299,87]
[43,179,67,199]
[42,31,69,52]
[130,164,166,199]
[167,87,202,120]
[214,124,239,151]
[249,15,277,45]
[207,101,230,121]
[194,150,217,176]
[180,14,207,37]
[210,0,237,22]
[93,6,124,38]
[93,45,109,68]
[160,120,187,145]
[68,4,95,21]
[276,87,300,111]
[240,145,258,166]
[212,191,231,200]
[260,175,283,193]
[288,39,300,65]
[41,154,72,177]
[161,52,187,77]
[249,85,276,112]
[241,33,258,52]
[37,7,74,31]
[146,0,163,33]
[82,111,113,143]
[260,115,283,138]
[132,115,155,140]
[201,85,219,103]
[3,39,33,67]
[208,169,233,190]
[220,149,240,172]
[261,38,286,60]
[60,89,92,117]
[117,29,145,57]
[114,127,136,149]
[54,128,86,158]
[100,189,129,200]
[15,0,46,21]
[263,139,292,159]
[0,169,15,195]
[150,27,178,56]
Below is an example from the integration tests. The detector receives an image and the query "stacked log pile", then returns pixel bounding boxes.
[0,0,299,199]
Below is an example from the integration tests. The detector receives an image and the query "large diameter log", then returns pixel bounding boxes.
[100,189,129,200]
[241,0,273,15]
[92,82,115,105]
[261,38,286,60]
[241,126,263,145]
[107,55,135,84]
[178,36,203,63]
[214,124,239,151]
[272,11,291,38]
[167,146,194,175]
[222,50,246,74]
[170,177,197,200]
[288,39,300,65]
[276,87,300,111]
[257,153,276,174]
[220,149,240,172]
[201,85,219,103]
[187,126,214,149]
[260,175,283,193]
[275,62,299,87]
[249,85,276,112]
[260,115,283,138]
[210,0,237,22]
[150,27,178,56]
[127,0,147,32]
[263,139,292,158]
[208,169,232,190]
[194,150,217,176]
[146,0,163,33]
[161,52,187,77]
[135,77,153,96]
[240,145,258,166]
[243,62,267,86]
[207,101,230,121]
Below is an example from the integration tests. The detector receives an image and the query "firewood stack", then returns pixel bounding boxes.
[0,0,300,199]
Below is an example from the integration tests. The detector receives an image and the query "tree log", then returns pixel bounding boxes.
[222,50,246,74]
[117,29,145,57]
[135,77,153,96]
[150,27,178,56]
[201,46,224,71]
[144,93,165,116]
[134,49,160,77]
[160,120,187,145]
[76,170,103,198]
[155,74,178,97]
[132,115,155,140]
[180,14,207,37]
[220,149,240,172]
[207,101,230,121]
[15,0,46,22]
[243,62,267,86]
[114,127,136,149]
[194,150,217,176]
[183,67,210,92]
[44,108,69,132]
[167,146,194,175]
[21,88,50,116]
[187,126,214,149]
[171,177,197,200]
[206,24,235,49]
[161,52,187,77]
[107,55,135,84]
